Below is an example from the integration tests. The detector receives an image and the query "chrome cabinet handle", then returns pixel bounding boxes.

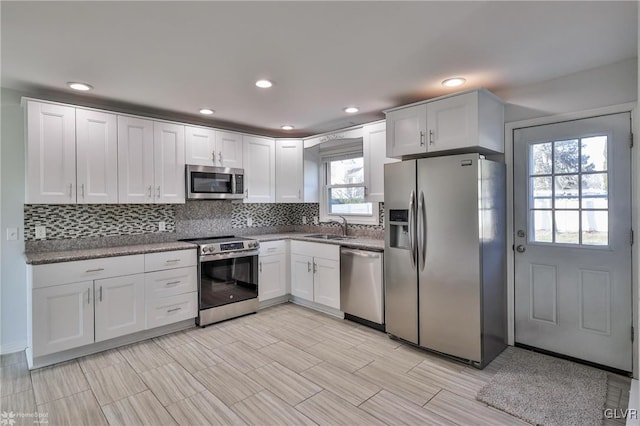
[165,259,181,263]
[212,151,216,162]
[218,152,222,164]
[148,185,152,197]
[245,189,248,199]
[429,130,434,145]
[313,262,317,273]
[298,189,301,199]
[167,307,182,313]
[99,285,103,302]
[307,261,311,273]
[419,131,425,146]
[165,280,181,286]
[156,186,161,197]
[364,186,368,196]
[80,184,85,198]
[86,268,105,273]
[259,261,263,273]
[69,183,73,197]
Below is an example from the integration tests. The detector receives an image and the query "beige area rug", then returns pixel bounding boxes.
[477,348,608,426]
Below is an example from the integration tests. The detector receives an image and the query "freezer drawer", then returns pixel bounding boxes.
[340,248,384,326]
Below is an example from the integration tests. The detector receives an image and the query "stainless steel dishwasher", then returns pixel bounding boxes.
[340,248,384,330]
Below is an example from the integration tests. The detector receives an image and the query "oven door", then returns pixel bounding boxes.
[187,165,244,200]
[199,250,259,310]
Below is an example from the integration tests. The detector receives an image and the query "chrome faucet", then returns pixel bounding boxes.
[330,216,348,237]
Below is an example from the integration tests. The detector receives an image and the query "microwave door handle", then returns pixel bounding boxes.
[231,174,236,195]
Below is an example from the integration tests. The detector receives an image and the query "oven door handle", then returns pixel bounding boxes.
[200,249,260,262]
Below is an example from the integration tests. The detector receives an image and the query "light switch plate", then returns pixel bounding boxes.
[35,226,46,239]
[302,216,307,225]
[247,217,253,227]
[158,221,166,231]
[313,216,319,225]
[6,227,18,241]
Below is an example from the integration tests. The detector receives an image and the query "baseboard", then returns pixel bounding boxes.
[258,295,289,310]
[0,340,27,355]
[289,296,344,319]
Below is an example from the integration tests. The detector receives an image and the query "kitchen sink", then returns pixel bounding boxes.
[305,234,355,241]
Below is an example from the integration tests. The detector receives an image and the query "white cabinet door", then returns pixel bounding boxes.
[243,136,275,203]
[363,122,397,202]
[259,253,287,301]
[185,126,216,166]
[313,257,340,310]
[216,131,243,169]
[426,92,478,153]
[275,139,303,203]
[153,122,185,203]
[76,109,118,204]
[26,101,77,204]
[32,281,94,357]
[118,116,155,203]
[291,254,314,301]
[94,274,145,342]
[385,104,427,158]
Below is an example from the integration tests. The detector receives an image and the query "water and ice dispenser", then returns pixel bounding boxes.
[388,209,410,249]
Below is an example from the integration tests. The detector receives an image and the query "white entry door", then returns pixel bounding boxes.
[514,113,632,371]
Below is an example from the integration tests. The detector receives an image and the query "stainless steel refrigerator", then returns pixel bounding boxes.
[384,153,506,368]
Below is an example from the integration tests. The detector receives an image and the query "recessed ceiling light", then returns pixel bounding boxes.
[67,82,92,91]
[281,125,294,130]
[343,107,359,114]
[442,77,466,88]
[199,108,214,115]
[255,79,273,88]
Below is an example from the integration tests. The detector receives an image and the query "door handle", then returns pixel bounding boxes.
[80,184,85,198]
[218,152,222,164]
[69,183,73,198]
[313,262,317,273]
[417,191,426,271]
[429,130,434,145]
[148,185,152,198]
[516,245,526,253]
[167,307,182,313]
[99,285,103,302]
[85,268,105,273]
[408,190,416,269]
[419,131,425,146]
[156,186,161,197]
[259,261,263,273]
[307,261,311,273]
[212,151,216,162]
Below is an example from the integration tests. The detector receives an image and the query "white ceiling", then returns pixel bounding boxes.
[1,1,637,137]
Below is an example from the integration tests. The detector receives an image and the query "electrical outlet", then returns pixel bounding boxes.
[247,217,253,227]
[302,216,307,225]
[35,226,46,239]
[313,216,319,225]
[158,221,166,231]
[6,227,18,241]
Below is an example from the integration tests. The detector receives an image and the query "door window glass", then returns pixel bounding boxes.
[529,136,608,246]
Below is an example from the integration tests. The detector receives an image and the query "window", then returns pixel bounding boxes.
[529,136,608,246]
[320,153,378,225]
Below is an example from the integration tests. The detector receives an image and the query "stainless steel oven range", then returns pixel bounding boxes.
[182,236,260,326]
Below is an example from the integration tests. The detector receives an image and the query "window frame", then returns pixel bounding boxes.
[319,151,379,225]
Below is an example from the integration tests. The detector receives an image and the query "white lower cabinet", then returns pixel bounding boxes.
[290,241,340,309]
[94,274,145,342]
[28,249,197,365]
[32,281,94,357]
[258,241,288,302]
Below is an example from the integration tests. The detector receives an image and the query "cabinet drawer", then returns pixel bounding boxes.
[259,240,286,256]
[290,240,339,261]
[31,255,144,289]
[145,267,197,299]
[146,292,197,329]
[145,249,197,272]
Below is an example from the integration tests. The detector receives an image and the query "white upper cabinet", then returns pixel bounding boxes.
[153,122,185,203]
[275,139,304,203]
[385,104,427,158]
[243,135,275,203]
[363,122,397,202]
[26,101,77,204]
[76,109,118,204]
[185,126,216,166]
[216,131,243,169]
[118,116,155,203]
[385,89,504,158]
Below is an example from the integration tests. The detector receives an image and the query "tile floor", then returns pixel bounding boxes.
[0,302,632,426]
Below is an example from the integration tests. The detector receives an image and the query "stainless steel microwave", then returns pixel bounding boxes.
[186,165,245,200]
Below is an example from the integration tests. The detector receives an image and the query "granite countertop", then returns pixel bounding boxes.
[25,233,384,265]
[25,241,197,265]
[254,232,385,251]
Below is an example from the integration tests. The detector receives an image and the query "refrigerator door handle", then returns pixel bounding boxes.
[418,191,426,271]
[408,190,416,269]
